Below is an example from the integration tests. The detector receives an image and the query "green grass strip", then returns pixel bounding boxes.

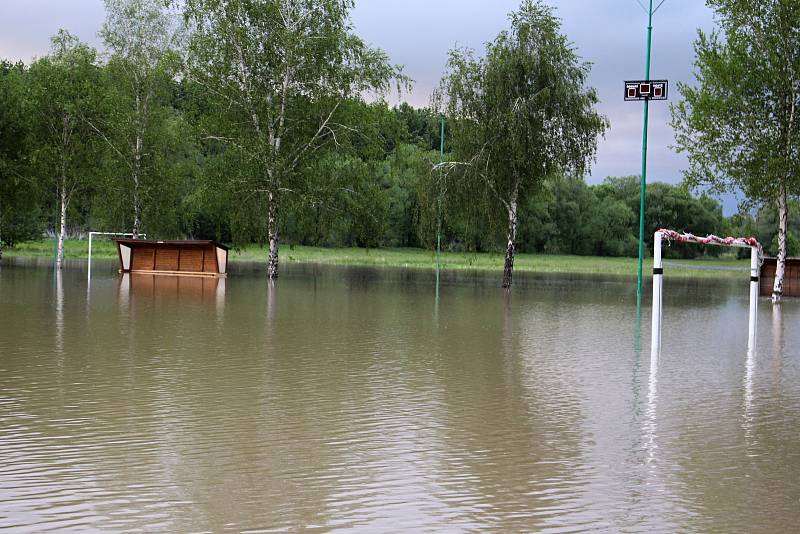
[5,239,751,278]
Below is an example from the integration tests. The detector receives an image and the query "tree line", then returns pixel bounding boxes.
[0,0,797,294]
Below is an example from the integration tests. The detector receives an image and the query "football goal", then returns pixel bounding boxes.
[87,231,146,281]
[651,229,763,354]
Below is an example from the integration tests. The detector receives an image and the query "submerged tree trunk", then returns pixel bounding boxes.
[57,184,67,270]
[772,178,788,303]
[267,190,279,280]
[501,193,518,289]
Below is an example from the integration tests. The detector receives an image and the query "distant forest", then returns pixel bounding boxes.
[2,57,798,259]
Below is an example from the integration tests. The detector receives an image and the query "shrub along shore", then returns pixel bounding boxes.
[6,239,750,278]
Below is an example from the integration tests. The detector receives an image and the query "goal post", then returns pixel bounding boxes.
[651,229,762,355]
[87,231,146,281]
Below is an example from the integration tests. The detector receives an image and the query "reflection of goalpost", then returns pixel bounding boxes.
[651,229,763,354]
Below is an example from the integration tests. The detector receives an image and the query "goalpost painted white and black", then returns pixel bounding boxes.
[651,229,763,355]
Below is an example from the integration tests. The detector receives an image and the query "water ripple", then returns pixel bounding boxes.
[0,264,798,531]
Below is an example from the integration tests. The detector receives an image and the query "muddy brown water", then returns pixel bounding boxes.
[1,258,798,532]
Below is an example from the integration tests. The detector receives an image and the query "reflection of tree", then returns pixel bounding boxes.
[9,269,799,531]
[54,269,64,357]
[771,304,784,390]
[428,293,587,531]
[72,276,332,529]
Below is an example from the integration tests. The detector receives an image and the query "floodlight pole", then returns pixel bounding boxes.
[636,0,654,302]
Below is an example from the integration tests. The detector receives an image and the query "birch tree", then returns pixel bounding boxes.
[28,32,100,269]
[434,0,607,288]
[180,0,403,279]
[96,0,184,238]
[671,0,800,302]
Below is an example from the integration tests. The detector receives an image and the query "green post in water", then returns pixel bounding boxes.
[637,0,655,303]
[436,116,445,292]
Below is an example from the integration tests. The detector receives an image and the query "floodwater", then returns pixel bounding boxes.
[1,258,798,533]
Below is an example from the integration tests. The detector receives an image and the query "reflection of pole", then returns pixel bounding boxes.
[644,340,659,466]
[631,300,643,420]
[748,246,759,351]
[216,278,226,323]
[650,231,663,354]
[743,345,756,447]
[436,117,445,299]
[637,0,654,302]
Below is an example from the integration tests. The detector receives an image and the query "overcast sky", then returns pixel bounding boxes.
[0,0,732,209]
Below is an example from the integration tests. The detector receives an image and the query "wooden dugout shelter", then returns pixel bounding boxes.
[115,239,229,277]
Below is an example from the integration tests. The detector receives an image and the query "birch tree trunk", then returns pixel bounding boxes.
[264,61,290,281]
[132,167,142,240]
[57,182,67,270]
[132,155,142,239]
[267,190,279,280]
[772,177,788,303]
[773,84,796,303]
[131,94,144,239]
[502,191,518,289]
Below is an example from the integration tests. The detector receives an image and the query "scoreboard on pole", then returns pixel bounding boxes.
[624,80,668,101]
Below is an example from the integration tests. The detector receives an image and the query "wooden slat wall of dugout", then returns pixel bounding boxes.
[131,247,155,270]
[760,257,800,297]
[154,247,180,271]
[203,249,218,273]
[179,247,204,272]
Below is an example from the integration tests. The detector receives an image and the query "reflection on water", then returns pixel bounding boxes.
[55,269,64,358]
[117,272,226,302]
[644,346,659,468]
[743,346,757,454]
[0,258,799,532]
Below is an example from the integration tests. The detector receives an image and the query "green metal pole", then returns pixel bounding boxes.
[436,117,444,292]
[636,0,654,302]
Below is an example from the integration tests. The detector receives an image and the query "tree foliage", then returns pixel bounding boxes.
[181,0,405,278]
[434,0,608,287]
[0,61,41,255]
[671,0,800,299]
[0,0,760,276]
[94,0,185,237]
[27,31,102,267]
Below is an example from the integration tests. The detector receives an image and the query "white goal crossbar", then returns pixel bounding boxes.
[651,229,763,355]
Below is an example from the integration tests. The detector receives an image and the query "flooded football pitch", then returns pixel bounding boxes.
[1,258,798,532]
